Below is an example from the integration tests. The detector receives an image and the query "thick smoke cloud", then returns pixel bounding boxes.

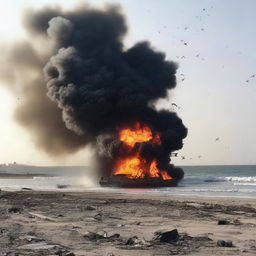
[0,41,86,155]
[0,4,187,178]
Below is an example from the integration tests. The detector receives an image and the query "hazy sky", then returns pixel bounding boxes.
[0,0,256,166]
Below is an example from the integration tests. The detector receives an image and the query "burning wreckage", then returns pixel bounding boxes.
[3,5,187,188]
[99,122,182,188]
[99,175,179,188]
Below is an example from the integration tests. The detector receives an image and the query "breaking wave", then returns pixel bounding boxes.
[225,176,256,182]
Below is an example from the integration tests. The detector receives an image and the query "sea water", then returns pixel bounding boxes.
[0,165,255,198]
[166,165,256,198]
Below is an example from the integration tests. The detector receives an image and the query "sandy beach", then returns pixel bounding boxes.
[0,190,255,256]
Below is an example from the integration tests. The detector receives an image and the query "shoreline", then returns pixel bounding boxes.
[0,190,255,255]
[1,186,256,199]
[0,173,50,179]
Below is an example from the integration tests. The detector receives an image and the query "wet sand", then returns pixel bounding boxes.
[0,190,255,255]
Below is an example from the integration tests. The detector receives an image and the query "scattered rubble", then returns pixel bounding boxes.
[125,236,149,247]
[154,229,179,243]
[17,242,60,250]
[84,231,120,241]
[8,206,22,213]
[218,219,229,225]
[217,240,233,247]
[55,248,76,256]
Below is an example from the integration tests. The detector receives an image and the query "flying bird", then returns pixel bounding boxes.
[180,73,185,82]
[215,137,220,141]
[181,156,185,160]
[171,103,181,109]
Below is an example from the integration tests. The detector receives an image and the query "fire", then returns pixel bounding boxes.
[113,122,172,180]
[118,122,160,147]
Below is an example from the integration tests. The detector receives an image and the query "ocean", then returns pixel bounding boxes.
[166,165,256,198]
[0,164,256,198]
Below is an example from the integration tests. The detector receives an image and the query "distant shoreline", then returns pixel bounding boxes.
[0,173,50,179]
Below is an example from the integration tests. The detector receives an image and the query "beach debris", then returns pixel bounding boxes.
[218,218,241,225]
[65,252,76,256]
[17,242,60,250]
[28,212,56,222]
[154,229,179,243]
[8,206,22,214]
[57,184,70,189]
[218,219,230,225]
[94,212,103,221]
[21,187,33,191]
[250,244,256,251]
[79,205,96,211]
[85,205,96,211]
[233,218,241,225]
[217,240,225,246]
[125,236,149,246]
[217,240,233,247]
[181,156,186,160]
[20,235,45,243]
[55,248,76,256]
[117,224,126,227]
[83,231,120,241]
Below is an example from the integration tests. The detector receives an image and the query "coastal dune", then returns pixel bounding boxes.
[0,191,255,255]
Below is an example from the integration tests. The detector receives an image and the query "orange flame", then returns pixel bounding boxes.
[113,122,172,180]
[118,122,160,147]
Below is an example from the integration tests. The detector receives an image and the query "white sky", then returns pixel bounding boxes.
[0,0,256,166]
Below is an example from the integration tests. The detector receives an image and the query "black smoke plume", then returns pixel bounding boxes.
[0,4,187,178]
